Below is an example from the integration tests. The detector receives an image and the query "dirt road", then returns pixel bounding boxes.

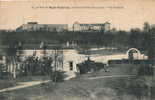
[0,80,50,93]
[0,75,135,93]
[86,75,136,80]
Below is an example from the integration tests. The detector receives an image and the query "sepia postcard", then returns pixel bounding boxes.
[0,0,155,100]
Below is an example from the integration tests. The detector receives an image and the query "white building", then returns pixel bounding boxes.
[73,21,110,32]
[16,49,86,72]
[62,49,85,72]
[16,22,68,32]
[16,48,148,72]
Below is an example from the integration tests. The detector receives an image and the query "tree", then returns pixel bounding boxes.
[1,32,19,79]
[129,28,142,49]
[143,22,150,32]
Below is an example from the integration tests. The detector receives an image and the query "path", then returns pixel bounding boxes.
[0,80,51,93]
[0,75,135,93]
[86,75,136,80]
[0,72,76,93]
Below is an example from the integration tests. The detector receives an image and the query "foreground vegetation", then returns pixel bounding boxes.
[0,64,154,100]
[0,75,154,100]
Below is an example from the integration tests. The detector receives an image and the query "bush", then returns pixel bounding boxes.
[0,64,11,79]
[138,64,154,76]
[106,77,151,99]
[77,59,106,74]
[50,71,65,82]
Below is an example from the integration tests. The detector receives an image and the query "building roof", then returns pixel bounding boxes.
[27,22,38,24]
[90,24,105,26]
[22,24,68,27]
[25,22,68,26]
[79,24,90,26]
[79,24,105,26]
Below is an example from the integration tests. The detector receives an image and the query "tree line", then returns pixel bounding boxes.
[0,22,154,51]
[0,22,155,66]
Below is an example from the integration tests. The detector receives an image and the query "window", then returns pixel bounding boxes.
[69,61,73,70]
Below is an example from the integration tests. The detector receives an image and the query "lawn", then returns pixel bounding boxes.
[1,77,154,100]
[79,64,140,78]
[1,76,153,100]
[0,80,16,90]
[0,64,154,100]
[0,75,50,90]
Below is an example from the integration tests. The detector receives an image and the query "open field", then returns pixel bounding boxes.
[1,75,154,100]
[1,64,154,100]
[0,76,50,90]
[0,80,16,90]
[79,64,140,78]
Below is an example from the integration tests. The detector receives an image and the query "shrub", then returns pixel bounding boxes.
[50,71,65,82]
[0,64,11,79]
[77,60,106,74]
[138,64,154,76]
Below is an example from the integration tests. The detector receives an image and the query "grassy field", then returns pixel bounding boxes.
[0,64,154,100]
[1,76,154,100]
[0,75,50,90]
[0,80,16,90]
[79,64,140,78]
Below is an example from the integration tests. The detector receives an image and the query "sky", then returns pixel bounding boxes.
[0,0,155,30]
